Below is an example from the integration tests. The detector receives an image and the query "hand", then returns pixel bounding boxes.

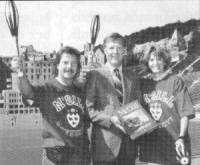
[88,51,94,56]
[175,138,186,158]
[110,115,126,133]
[11,56,24,73]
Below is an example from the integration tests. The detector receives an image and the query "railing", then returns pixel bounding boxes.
[178,56,200,77]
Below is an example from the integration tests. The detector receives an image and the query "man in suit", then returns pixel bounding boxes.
[85,33,141,165]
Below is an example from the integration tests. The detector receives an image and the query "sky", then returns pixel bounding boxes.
[0,0,199,57]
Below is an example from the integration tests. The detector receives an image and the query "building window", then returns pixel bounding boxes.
[37,75,39,79]
[31,75,34,79]
[0,103,3,108]
[7,84,12,89]
[9,110,14,114]
[44,75,46,79]
[44,64,46,67]
[31,69,33,73]
[49,69,51,72]
[44,69,46,73]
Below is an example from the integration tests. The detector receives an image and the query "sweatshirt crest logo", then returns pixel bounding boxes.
[150,102,162,121]
[66,108,80,128]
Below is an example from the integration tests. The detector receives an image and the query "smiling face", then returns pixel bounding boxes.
[148,51,165,76]
[57,53,78,81]
[104,40,125,68]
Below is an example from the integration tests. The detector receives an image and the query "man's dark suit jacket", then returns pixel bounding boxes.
[85,65,141,163]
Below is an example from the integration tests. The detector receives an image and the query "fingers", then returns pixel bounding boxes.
[185,151,189,157]
[176,145,182,158]
[12,56,20,65]
[111,115,126,133]
[116,124,126,134]
[176,145,185,157]
[179,142,185,156]
[181,144,186,156]
[11,57,19,72]
[176,155,181,162]
[11,56,24,72]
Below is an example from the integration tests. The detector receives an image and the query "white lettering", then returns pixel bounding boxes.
[143,91,174,108]
[53,97,66,112]
[118,102,139,116]
[53,95,84,112]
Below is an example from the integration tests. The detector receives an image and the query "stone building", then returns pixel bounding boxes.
[0,45,56,114]
[0,58,12,114]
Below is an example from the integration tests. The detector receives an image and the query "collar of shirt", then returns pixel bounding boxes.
[106,62,123,78]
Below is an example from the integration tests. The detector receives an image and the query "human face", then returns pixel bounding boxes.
[57,53,78,80]
[104,40,125,68]
[148,52,165,76]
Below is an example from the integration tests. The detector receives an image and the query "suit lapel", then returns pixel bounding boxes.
[101,65,120,106]
[101,65,115,88]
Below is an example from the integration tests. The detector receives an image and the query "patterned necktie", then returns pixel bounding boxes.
[113,68,123,106]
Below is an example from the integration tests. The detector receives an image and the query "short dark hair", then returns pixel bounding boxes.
[103,33,126,49]
[144,44,171,73]
[53,46,81,78]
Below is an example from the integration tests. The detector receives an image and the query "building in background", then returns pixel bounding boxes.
[2,90,37,115]
[0,45,57,114]
[0,57,12,114]
[80,43,106,79]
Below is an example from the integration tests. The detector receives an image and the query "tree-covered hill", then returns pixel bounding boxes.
[124,19,200,53]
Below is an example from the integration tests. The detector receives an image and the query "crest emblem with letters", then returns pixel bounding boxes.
[66,108,80,128]
[150,102,162,121]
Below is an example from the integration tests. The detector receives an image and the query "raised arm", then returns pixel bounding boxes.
[11,56,34,99]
